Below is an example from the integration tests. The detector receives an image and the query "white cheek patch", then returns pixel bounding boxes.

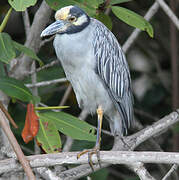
[73,14,88,26]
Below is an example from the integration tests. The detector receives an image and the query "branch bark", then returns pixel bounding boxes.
[127,110,179,149]
[0,151,179,174]
[0,109,35,180]
[162,164,178,180]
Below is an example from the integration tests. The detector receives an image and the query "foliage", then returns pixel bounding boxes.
[37,111,62,153]
[37,111,96,153]
[0,32,16,63]
[0,32,43,65]
[111,6,153,37]
[8,0,37,11]
[0,77,37,103]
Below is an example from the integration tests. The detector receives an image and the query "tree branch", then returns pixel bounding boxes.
[127,110,179,149]
[27,60,59,76]
[26,78,67,88]
[0,101,18,128]
[0,109,35,179]
[156,0,179,30]
[162,164,178,180]
[22,9,30,36]
[0,151,179,174]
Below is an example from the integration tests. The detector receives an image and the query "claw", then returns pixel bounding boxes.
[77,149,89,159]
[96,148,101,168]
[88,151,94,171]
[77,146,101,171]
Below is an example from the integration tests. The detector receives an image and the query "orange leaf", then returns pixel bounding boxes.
[22,103,39,143]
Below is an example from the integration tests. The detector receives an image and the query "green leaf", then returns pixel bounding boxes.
[112,6,154,37]
[45,0,77,10]
[13,41,43,66]
[45,0,96,16]
[8,0,37,11]
[0,77,34,102]
[95,13,112,30]
[0,32,16,63]
[39,111,96,142]
[110,0,132,5]
[37,115,62,153]
[0,8,12,33]
[0,62,6,77]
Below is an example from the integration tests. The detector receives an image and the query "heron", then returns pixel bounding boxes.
[41,5,134,170]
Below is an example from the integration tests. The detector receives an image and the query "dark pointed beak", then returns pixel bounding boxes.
[41,20,67,37]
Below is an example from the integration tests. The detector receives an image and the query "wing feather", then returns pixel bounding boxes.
[92,18,133,135]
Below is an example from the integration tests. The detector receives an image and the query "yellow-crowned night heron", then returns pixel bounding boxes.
[41,5,133,169]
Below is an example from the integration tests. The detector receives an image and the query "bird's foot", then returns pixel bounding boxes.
[77,146,101,171]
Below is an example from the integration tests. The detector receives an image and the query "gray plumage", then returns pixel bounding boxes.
[92,19,133,135]
[41,6,134,136]
[53,18,133,135]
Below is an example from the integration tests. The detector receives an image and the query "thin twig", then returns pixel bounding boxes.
[31,61,41,155]
[0,101,18,128]
[59,84,72,106]
[162,164,178,180]
[27,60,59,76]
[26,78,67,88]
[31,62,38,97]
[156,0,179,30]
[40,36,55,48]
[0,109,35,180]
[22,9,30,36]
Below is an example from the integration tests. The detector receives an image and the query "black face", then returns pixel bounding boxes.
[61,6,90,35]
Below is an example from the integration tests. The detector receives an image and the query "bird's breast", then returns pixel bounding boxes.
[54,31,93,67]
[53,32,113,113]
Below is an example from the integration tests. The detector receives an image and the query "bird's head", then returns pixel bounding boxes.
[41,5,90,37]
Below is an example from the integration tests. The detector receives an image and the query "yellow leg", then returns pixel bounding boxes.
[77,106,103,171]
